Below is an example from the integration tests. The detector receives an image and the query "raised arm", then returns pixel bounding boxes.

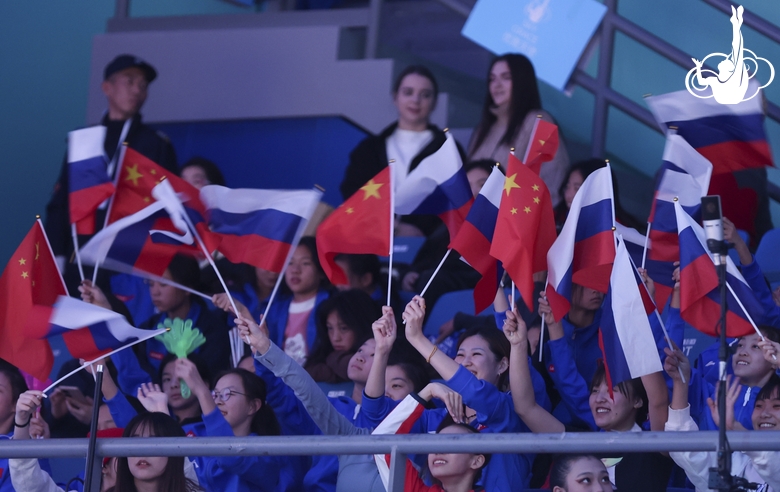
[403,296,461,380]
[365,306,396,399]
[504,307,564,433]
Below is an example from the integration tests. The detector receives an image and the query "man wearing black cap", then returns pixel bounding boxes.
[45,54,178,292]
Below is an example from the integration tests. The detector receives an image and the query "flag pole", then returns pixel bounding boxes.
[641,222,651,269]
[726,281,777,361]
[42,328,166,394]
[71,224,85,281]
[94,144,129,285]
[420,249,451,298]
[522,115,543,164]
[539,275,548,363]
[82,364,104,492]
[38,217,69,295]
[387,161,396,307]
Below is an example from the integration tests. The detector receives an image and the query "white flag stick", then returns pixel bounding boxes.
[43,328,165,394]
[420,250,451,298]
[538,275,548,363]
[387,163,396,307]
[71,224,85,281]
[726,281,776,361]
[522,115,543,164]
[642,222,651,270]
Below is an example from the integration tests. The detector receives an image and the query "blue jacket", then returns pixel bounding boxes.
[265,290,330,354]
[740,257,780,328]
[233,283,270,322]
[362,365,549,491]
[253,358,336,492]
[193,408,300,492]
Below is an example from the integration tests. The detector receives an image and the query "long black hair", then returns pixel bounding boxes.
[549,454,604,488]
[281,236,331,296]
[471,54,541,152]
[393,65,439,107]
[212,369,281,436]
[112,412,200,492]
[455,325,511,390]
[590,364,649,426]
[304,289,379,371]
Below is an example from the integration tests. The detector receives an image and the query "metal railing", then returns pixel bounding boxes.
[4,431,780,492]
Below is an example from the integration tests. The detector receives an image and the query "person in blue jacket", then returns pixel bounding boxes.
[503,304,673,492]
[175,359,303,492]
[264,237,332,364]
[361,296,550,491]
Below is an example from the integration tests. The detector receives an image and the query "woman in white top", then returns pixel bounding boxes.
[468,54,569,205]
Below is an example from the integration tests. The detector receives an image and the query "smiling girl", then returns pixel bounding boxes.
[548,454,612,492]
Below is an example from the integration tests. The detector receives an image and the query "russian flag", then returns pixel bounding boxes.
[598,239,664,390]
[25,296,165,362]
[79,200,199,278]
[200,186,322,273]
[614,223,649,271]
[449,167,504,313]
[68,126,115,235]
[645,81,773,174]
[394,132,473,240]
[545,166,616,321]
[646,135,713,309]
[675,201,763,337]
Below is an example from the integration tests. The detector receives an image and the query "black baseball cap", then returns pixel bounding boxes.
[104,54,157,83]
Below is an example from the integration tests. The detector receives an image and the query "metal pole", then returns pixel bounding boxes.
[591,0,617,158]
[365,0,383,59]
[388,446,407,492]
[83,365,104,492]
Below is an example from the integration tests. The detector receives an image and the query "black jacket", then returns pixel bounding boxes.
[340,122,466,236]
[45,112,178,258]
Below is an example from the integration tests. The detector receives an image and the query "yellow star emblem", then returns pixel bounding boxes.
[533,197,540,204]
[360,179,383,200]
[18,258,26,266]
[150,169,157,175]
[510,207,518,215]
[532,184,540,192]
[524,206,531,214]
[143,196,151,203]
[125,163,143,187]
[538,139,546,146]
[21,271,29,279]
[35,242,40,260]
[346,207,354,214]
[503,173,521,196]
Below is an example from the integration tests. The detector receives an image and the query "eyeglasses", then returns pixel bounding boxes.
[211,388,246,403]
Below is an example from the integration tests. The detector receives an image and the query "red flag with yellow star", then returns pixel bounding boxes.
[489,153,556,310]
[0,220,67,380]
[316,167,391,285]
[524,118,559,176]
[107,147,218,253]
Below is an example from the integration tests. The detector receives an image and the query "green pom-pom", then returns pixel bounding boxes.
[154,318,206,399]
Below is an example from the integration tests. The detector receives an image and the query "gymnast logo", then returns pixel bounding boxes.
[685,5,774,105]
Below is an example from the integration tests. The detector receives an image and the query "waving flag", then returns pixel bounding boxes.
[317,168,391,285]
[394,132,473,239]
[68,126,114,234]
[490,153,556,310]
[614,223,649,270]
[80,199,198,278]
[450,167,504,313]
[524,118,560,176]
[201,185,321,273]
[598,239,664,391]
[646,135,713,309]
[26,296,165,361]
[675,201,763,337]
[0,220,67,381]
[646,81,773,174]
[545,166,615,321]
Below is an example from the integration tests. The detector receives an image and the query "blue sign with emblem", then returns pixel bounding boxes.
[462,0,607,91]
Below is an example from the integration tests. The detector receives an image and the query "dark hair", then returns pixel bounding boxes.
[393,65,439,104]
[158,353,210,386]
[334,254,381,288]
[433,415,491,485]
[472,54,541,152]
[455,326,511,390]
[167,254,200,290]
[756,326,780,344]
[281,236,330,296]
[305,289,379,371]
[212,369,281,436]
[113,412,200,492]
[549,454,603,488]
[590,364,649,426]
[464,159,499,176]
[757,374,780,401]
[386,357,430,393]
[180,157,226,187]
[0,359,28,404]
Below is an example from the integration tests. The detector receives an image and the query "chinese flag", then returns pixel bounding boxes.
[108,147,218,253]
[317,167,391,285]
[0,220,67,380]
[490,153,556,310]
[524,118,559,176]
